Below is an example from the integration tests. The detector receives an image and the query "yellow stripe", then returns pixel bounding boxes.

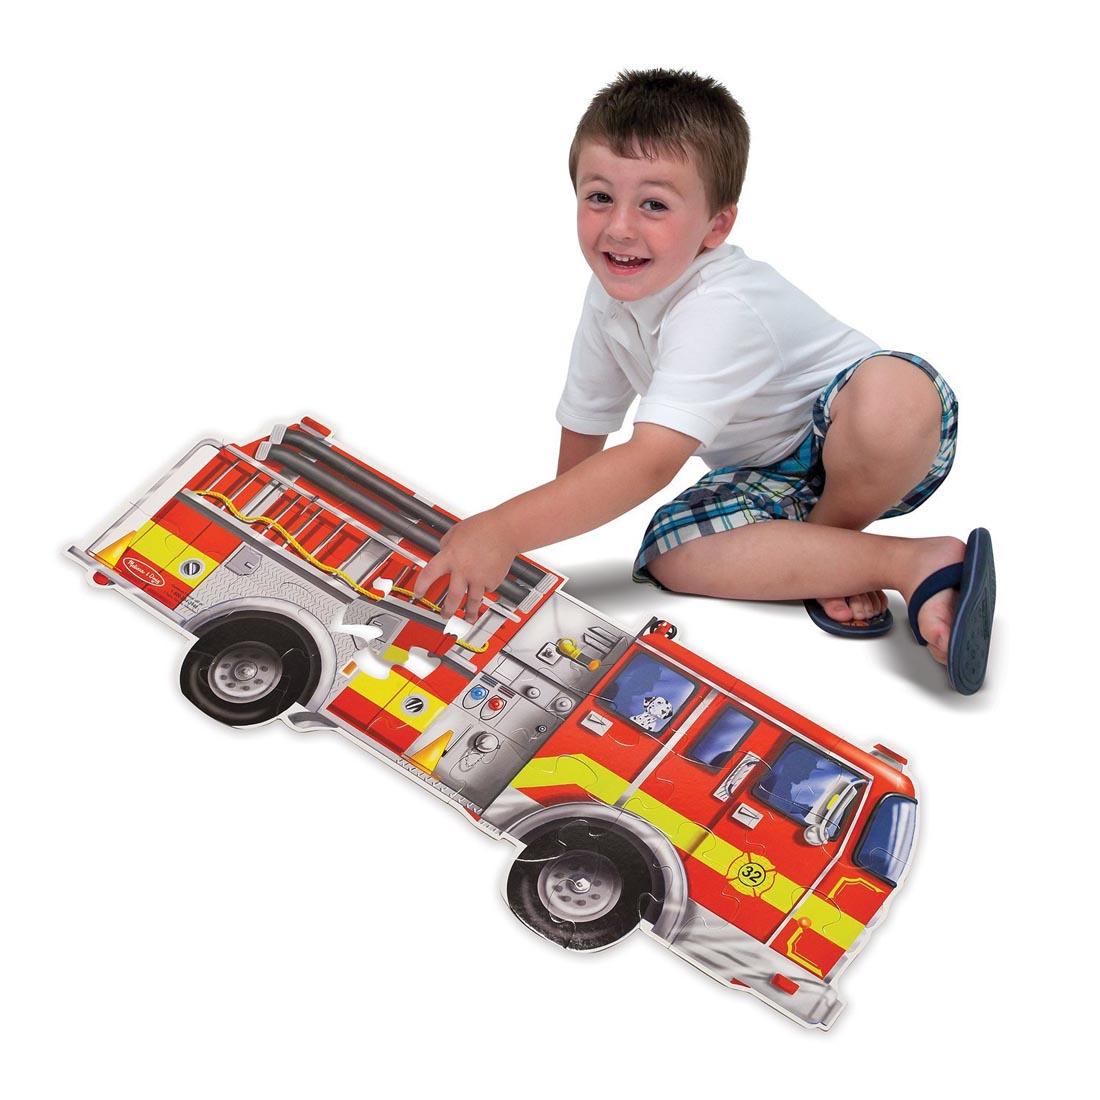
[787,892,864,951]
[512,754,630,806]
[128,520,218,589]
[622,788,713,858]
[346,668,409,708]
[512,753,866,953]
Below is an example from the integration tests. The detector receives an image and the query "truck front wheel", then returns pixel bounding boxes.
[506,822,659,951]
[180,613,320,727]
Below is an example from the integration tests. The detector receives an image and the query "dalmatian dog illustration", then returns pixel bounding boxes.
[630,695,674,731]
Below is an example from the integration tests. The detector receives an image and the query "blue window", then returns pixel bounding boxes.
[599,651,696,736]
[684,705,757,769]
[753,740,860,839]
[854,795,917,886]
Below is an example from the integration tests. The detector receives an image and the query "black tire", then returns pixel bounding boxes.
[506,819,661,951]
[180,613,321,727]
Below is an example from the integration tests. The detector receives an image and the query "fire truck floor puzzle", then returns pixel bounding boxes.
[68,417,921,1031]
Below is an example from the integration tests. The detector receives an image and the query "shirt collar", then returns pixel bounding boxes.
[623,244,735,334]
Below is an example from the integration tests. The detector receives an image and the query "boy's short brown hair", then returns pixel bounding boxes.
[568,68,750,216]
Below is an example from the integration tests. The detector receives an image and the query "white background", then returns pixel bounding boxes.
[3,2,1095,1096]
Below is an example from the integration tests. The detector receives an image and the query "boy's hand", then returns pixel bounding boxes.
[408,423,698,626]
[411,510,519,623]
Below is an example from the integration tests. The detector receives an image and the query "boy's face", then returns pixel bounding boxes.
[574,139,736,303]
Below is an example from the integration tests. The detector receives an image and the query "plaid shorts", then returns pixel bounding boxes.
[633,350,958,587]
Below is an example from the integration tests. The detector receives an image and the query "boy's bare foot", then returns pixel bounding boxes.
[812,536,968,663]
[900,536,967,665]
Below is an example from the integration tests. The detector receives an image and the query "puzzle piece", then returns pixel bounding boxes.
[771,888,859,982]
[729,797,774,864]
[351,679,457,759]
[585,647,694,736]
[505,814,663,952]
[802,890,847,941]
[670,896,732,944]
[443,613,477,641]
[88,492,215,603]
[425,723,532,810]
[333,625,387,649]
[333,614,445,686]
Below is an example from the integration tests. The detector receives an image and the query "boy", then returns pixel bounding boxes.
[413,68,995,694]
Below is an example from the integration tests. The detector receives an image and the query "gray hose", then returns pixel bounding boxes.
[282,429,545,587]
[266,443,531,605]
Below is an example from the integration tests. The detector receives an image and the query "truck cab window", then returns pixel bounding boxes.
[684,704,757,769]
[600,651,695,736]
[753,740,861,840]
[854,795,917,887]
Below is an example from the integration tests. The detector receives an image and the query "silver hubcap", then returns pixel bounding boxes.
[537,849,623,923]
[208,642,282,703]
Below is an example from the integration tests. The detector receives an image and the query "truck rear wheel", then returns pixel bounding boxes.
[180,613,320,727]
[506,821,659,951]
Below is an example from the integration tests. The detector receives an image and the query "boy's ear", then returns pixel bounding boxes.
[703,204,737,248]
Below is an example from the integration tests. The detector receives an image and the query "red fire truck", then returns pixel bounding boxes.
[67,417,918,1030]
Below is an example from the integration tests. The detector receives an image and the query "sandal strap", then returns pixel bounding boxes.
[908,562,963,646]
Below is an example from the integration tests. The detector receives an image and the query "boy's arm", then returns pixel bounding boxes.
[557,426,607,476]
[412,423,699,619]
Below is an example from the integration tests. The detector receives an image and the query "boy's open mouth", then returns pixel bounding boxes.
[604,251,651,273]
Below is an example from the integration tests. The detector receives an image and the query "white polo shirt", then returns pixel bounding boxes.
[555,243,879,470]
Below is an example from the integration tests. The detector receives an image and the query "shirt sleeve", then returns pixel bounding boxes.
[634,289,784,447]
[555,279,637,435]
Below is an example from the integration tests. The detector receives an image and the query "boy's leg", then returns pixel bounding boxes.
[645,352,965,666]
[646,522,965,666]
[805,354,944,623]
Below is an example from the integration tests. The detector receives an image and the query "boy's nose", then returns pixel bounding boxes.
[607,208,638,241]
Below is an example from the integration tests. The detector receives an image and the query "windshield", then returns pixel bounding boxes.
[854,795,917,886]
[753,739,860,840]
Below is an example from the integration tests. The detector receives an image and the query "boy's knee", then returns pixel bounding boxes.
[645,551,681,593]
[833,357,942,461]
[645,545,699,595]
[847,356,941,423]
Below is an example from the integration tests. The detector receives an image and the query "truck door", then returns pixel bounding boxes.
[555,642,708,800]
[638,695,870,944]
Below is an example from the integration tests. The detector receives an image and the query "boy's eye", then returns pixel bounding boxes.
[586,191,612,205]
[642,199,668,212]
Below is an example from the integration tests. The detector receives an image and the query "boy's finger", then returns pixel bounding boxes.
[412,553,444,599]
[464,586,486,625]
[441,575,467,620]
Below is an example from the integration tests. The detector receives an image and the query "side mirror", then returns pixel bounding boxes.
[803,778,866,846]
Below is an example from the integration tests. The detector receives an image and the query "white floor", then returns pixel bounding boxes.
[5,5,1093,1096]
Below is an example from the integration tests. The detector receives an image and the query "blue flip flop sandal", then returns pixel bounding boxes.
[907,528,996,695]
[803,598,894,638]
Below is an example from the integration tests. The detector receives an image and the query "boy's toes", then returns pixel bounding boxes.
[806,593,893,638]
[817,591,888,623]
[848,590,887,621]
[817,596,855,623]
